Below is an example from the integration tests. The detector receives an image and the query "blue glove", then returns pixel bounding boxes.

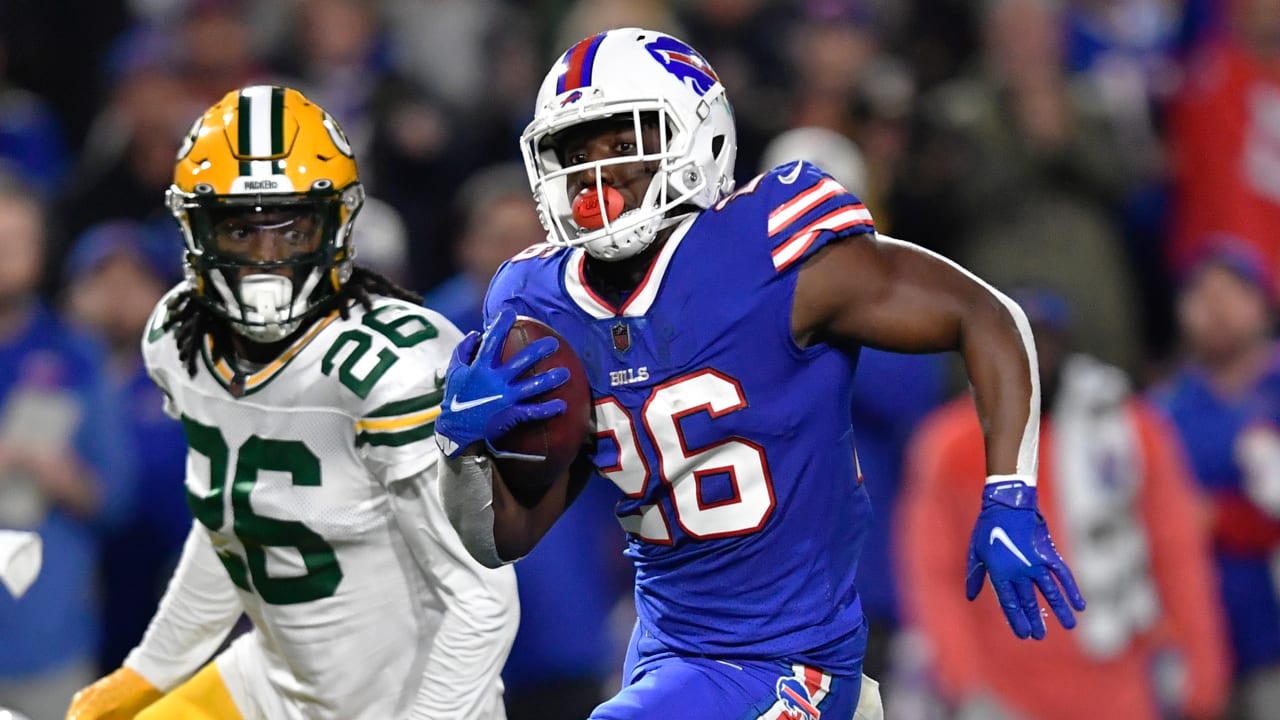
[966,479,1087,639]
[435,309,569,460]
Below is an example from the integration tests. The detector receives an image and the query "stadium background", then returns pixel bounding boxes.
[0,0,1276,718]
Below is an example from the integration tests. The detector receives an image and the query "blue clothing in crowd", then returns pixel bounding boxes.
[1152,351,1280,676]
[0,88,68,200]
[0,304,133,677]
[98,360,190,669]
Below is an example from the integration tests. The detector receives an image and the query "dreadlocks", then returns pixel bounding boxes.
[163,266,423,378]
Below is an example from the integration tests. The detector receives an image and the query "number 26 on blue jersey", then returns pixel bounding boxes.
[595,369,776,543]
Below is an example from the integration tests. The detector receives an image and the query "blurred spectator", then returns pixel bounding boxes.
[0,0,131,152]
[275,0,494,291]
[0,38,68,200]
[851,54,917,232]
[0,175,133,720]
[1152,241,1280,720]
[900,0,1150,375]
[898,287,1230,720]
[381,0,542,171]
[552,0,684,63]
[48,65,200,297]
[172,0,270,107]
[351,195,412,287]
[59,219,189,674]
[759,126,869,198]
[384,0,537,123]
[1166,0,1280,290]
[423,163,549,334]
[1064,0,1181,135]
[785,0,880,137]
[1062,0,1180,360]
[676,0,796,181]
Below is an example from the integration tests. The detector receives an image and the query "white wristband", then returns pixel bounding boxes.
[986,473,1037,487]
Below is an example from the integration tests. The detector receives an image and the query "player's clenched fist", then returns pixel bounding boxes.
[65,666,162,720]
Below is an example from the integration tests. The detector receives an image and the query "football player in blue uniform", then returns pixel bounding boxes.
[435,27,1086,720]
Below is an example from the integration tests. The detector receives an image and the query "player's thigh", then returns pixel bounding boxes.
[136,662,243,720]
[590,657,858,720]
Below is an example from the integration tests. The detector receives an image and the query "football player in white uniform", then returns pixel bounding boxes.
[64,85,519,720]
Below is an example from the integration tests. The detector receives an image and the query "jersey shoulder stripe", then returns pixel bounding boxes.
[757,161,875,272]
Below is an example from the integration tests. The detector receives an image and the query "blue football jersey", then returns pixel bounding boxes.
[484,161,875,673]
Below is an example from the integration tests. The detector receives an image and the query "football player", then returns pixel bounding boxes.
[434,28,1087,720]
[65,86,519,720]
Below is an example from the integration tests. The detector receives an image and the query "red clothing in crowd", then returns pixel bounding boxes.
[1168,37,1280,281]
[897,398,1229,720]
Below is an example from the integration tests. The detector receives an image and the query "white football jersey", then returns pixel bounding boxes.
[140,288,512,719]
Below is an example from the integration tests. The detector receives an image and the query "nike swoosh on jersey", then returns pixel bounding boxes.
[778,162,804,184]
[449,394,504,412]
[989,527,1033,567]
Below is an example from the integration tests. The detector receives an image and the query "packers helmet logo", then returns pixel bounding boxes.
[176,117,202,161]
[321,110,353,158]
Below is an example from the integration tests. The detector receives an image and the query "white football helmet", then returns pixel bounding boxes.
[520,27,738,261]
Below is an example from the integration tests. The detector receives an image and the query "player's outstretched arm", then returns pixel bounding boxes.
[793,231,1085,638]
[437,309,588,566]
[67,524,245,718]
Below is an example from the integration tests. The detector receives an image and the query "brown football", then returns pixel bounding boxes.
[490,317,592,500]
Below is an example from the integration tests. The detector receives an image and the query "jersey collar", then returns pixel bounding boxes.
[201,310,340,397]
[563,216,695,319]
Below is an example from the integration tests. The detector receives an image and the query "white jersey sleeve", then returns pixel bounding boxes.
[124,523,245,691]
[386,467,518,720]
[350,302,462,485]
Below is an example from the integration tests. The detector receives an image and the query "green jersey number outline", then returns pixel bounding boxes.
[182,417,342,605]
[321,304,439,399]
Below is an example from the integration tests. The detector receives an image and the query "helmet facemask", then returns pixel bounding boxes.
[523,98,716,261]
[170,183,362,343]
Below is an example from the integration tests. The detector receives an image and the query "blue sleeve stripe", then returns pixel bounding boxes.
[768,177,846,237]
[771,205,874,271]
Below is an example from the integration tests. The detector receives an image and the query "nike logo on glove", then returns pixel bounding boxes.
[449,394,504,412]
[989,527,1033,567]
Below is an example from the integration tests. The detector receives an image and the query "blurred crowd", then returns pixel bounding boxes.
[0,0,1277,718]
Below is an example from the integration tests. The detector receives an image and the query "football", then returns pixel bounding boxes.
[490,317,592,501]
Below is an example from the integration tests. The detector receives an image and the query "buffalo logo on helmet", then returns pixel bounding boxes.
[644,35,720,96]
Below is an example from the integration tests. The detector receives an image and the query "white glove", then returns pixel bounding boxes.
[0,530,42,598]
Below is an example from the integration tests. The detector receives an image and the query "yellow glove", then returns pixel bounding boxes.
[66,666,163,720]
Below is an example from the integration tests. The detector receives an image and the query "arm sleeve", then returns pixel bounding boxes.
[1134,406,1231,719]
[896,402,991,701]
[386,463,520,720]
[123,523,244,692]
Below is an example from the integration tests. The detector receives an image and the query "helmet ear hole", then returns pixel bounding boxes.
[712,135,725,159]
